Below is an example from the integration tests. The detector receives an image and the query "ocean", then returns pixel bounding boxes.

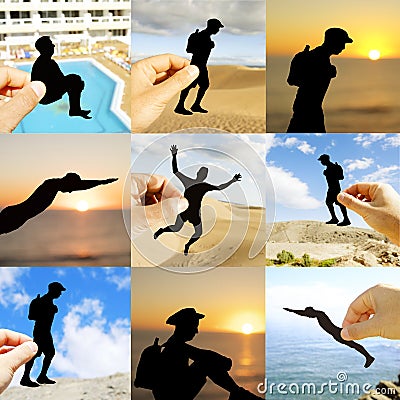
[132,330,265,400]
[0,210,130,266]
[267,57,400,133]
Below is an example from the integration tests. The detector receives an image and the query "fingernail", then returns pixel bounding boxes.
[186,65,199,78]
[30,81,46,99]
[341,327,350,340]
[177,198,189,213]
[338,192,345,202]
[25,341,38,353]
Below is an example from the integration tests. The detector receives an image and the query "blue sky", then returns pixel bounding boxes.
[0,267,130,383]
[266,134,400,228]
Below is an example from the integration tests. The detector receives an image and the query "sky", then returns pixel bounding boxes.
[266,133,400,228]
[0,267,130,384]
[132,267,265,334]
[131,134,268,207]
[132,0,266,65]
[267,0,400,59]
[0,135,130,211]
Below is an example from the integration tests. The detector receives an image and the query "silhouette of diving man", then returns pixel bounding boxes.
[174,19,224,115]
[21,282,66,387]
[284,307,375,368]
[152,308,264,400]
[153,145,241,255]
[31,36,91,119]
[287,28,353,132]
[0,173,118,234]
[318,154,350,226]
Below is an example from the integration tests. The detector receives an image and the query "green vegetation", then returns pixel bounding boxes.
[266,250,337,267]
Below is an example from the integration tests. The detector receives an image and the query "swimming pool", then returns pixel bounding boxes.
[14,59,130,133]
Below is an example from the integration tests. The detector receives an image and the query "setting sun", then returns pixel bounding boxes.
[368,49,381,60]
[241,323,254,335]
[76,200,89,212]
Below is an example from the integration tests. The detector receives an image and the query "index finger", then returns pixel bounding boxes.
[343,182,379,199]
[341,290,375,328]
[146,54,190,74]
[147,174,182,199]
[0,67,31,92]
[0,329,32,347]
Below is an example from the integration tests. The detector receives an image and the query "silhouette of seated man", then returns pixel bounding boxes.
[21,282,66,387]
[153,145,241,255]
[0,173,117,234]
[31,36,91,119]
[284,307,375,368]
[137,308,263,400]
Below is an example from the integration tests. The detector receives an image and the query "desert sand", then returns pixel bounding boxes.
[267,220,400,267]
[132,197,266,268]
[144,65,266,133]
[2,373,130,400]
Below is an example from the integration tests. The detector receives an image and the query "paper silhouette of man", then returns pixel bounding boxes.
[135,308,264,400]
[174,19,224,115]
[287,28,353,132]
[318,154,350,226]
[31,36,91,119]
[20,282,66,387]
[284,307,375,368]
[153,145,241,255]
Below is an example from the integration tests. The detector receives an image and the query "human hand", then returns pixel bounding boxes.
[0,329,38,395]
[131,173,188,237]
[170,145,178,155]
[233,173,242,182]
[0,67,46,133]
[131,54,199,133]
[341,284,400,341]
[337,183,400,246]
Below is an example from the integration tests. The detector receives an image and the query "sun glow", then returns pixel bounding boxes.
[368,49,381,60]
[241,323,254,335]
[76,200,89,212]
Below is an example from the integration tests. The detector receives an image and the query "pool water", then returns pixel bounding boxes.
[14,60,129,133]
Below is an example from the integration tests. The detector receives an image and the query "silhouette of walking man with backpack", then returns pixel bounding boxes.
[20,282,66,387]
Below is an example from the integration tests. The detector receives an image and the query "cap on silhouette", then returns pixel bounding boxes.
[324,28,353,44]
[207,18,224,29]
[35,36,53,52]
[48,282,66,292]
[318,154,330,162]
[166,308,205,326]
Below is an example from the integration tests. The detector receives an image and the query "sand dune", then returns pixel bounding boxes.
[267,220,399,267]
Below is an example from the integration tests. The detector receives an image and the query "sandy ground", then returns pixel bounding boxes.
[144,65,266,133]
[267,220,400,267]
[2,373,130,400]
[132,197,266,268]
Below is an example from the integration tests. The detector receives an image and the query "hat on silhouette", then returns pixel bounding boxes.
[166,308,205,326]
[318,154,330,162]
[35,36,53,52]
[325,28,353,44]
[48,282,66,292]
[207,18,224,29]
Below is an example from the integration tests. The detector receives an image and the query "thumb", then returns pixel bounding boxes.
[145,197,189,226]
[0,81,46,133]
[337,192,371,217]
[1,341,38,373]
[341,319,380,341]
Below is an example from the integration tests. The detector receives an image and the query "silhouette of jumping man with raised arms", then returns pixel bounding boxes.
[20,282,66,387]
[32,36,91,119]
[0,173,118,234]
[287,28,353,132]
[153,145,241,255]
[135,308,264,400]
[318,154,350,226]
[174,19,224,115]
[284,307,375,368]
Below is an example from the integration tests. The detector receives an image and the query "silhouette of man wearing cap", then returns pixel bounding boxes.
[20,282,66,387]
[318,154,350,226]
[175,19,224,115]
[287,28,353,132]
[153,145,241,255]
[31,36,91,119]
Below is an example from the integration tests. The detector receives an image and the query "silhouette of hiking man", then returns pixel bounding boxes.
[31,36,91,119]
[287,28,353,132]
[284,307,375,368]
[20,282,66,387]
[135,308,264,400]
[153,145,241,255]
[0,173,118,234]
[174,19,224,115]
[318,154,350,226]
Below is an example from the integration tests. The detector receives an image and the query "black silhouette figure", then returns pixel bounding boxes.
[153,145,241,255]
[31,36,91,119]
[174,19,224,115]
[284,307,375,368]
[20,282,66,387]
[0,173,118,234]
[287,28,353,133]
[318,154,350,226]
[135,308,264,400]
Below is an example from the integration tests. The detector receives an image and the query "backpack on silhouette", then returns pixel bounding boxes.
[134,338,162,390]
[287,45,311,87]
[28,294,41,321]
[186,29,201,54]
[333,162,344,180]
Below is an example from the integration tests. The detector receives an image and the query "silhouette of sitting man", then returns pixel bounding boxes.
[153,145,241,255]
[284,307,375,368]
[318,154,350,226]
[287,28,353,133]
[21,282,66,387]
[31,36,91,119]
[175,19,224,115]
[0,173,118,234]
[136,308,263,400]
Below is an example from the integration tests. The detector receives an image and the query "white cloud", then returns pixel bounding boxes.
[0,268,30,310]
[104,269,130,291]
[343,157,374,172]
[362,165,400,184]
[297,141,316,155]
[354,134,400,149]
[266,135,316,155]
